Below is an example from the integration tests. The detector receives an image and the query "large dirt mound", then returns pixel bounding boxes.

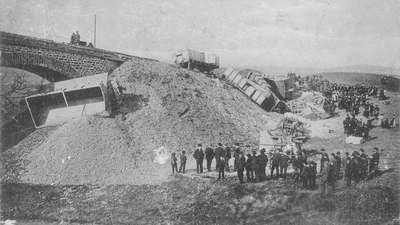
[12,58,281,185]
[109,58,281,151]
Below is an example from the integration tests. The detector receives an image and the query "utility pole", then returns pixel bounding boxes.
[94,14,97,47]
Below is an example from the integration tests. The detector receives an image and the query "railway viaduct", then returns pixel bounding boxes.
[0,31,150,81]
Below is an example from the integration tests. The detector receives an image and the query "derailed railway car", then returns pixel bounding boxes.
[174,49,219,72]
[223,68,287,112]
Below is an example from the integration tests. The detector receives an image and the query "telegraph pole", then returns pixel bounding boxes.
[94,14,97,47]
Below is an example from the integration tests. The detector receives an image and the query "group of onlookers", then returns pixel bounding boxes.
[170,144,382,196]
[320,147,380,195]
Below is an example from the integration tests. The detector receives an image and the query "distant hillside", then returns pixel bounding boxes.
[237,65,400,77]
[319,72,400,92]
[325,65,400,76]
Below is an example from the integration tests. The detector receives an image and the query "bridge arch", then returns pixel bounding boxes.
[1,51,79,82]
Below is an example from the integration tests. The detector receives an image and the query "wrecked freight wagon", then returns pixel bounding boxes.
[222,68,289,113]
[25,73,108,128]
[174,49,219,72]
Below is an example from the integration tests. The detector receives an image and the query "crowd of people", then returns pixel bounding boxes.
[170,144,381,195]
[168,76,390,195]
[319,147,380,194]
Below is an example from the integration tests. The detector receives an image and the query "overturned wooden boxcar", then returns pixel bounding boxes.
[25,73,108,128]
[223,68,287,112]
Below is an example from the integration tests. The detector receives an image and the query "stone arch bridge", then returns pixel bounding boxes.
[0,31,155,81]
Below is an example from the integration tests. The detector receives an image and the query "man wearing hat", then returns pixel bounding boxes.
[205,145,214,172]
[335,152,342,179]
[279,151,290,178]
[257,148,269,181]
[359,149,368,179]
[270,149,281,178]
[371,147,380,172]
[225,144,232,172]
[245,153,253,182]
[343,152,351,185]
[237,152,246,183]
[349,151,361,184]
[233,143,241,172]
[319,149,329,174]
[250,150,258,181]
[193,144,204,173]
[214,143,226,180]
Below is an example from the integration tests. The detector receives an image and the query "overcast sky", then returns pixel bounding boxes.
[1,0,399,69]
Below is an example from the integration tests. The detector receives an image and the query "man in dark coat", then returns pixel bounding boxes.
[193,144,204,173]
[359,149,368,179]
[256,149,269,181]
[320,161,330,195]
[245,153,253,182]
[335,152,341,179]
[237,152,246,183]
[370,147,380,172]
[343,152,351,186]
[214,143,226,180]
[179,151,187,173]
[171,152,178,174]
[205,146,214,172]
[327,161,336,192]
[233,144,241,171]
[320,149,329,174]
[279,152,290,178]
[250,150,258,181]
[225,145,232,172]
[270,150,281,178]
[309,161,317,189]
[350,151,361,184]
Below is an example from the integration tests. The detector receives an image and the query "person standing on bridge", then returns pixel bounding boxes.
[75,31,80,43]
[70,32,77,44]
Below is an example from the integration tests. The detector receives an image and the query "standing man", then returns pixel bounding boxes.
[250,150,258,181]
[350,151,361,184]
[217,152,226,180]
[214,143,223,171]
[335,152,342,179]
[270,150,281,178]
[256,149,269,181]
[309,161,317,189]
[343,152,351,186]
[327,162,336,192]
[179,151,187,173]
[205,145,214,172]
[245,153,253,182]
[359,149,368,179]
[237,152,246,183]
[193,144,204,173]
[320,161,329,195]
[75,31,80,43]
[171,152,178,174]
[215,143,226,180]
[233,143,241,171]
[279,152,290,178]
[371,147,380,172]
[225,145,232,172]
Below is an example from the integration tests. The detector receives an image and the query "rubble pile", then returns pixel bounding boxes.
[287,91,330,120]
